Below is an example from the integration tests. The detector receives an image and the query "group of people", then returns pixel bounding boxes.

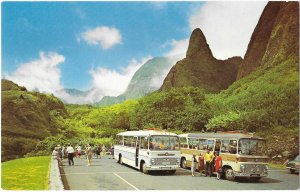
[191,148,222,179]
[52,144,114,166]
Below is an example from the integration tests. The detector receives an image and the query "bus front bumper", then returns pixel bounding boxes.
[145,165,178,171]
[233,171,268,178]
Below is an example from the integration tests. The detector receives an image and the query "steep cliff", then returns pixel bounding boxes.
[237,1,299,79]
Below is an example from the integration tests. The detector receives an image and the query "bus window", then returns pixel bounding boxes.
[207,140,215,151]
[221,139,237,154]
[198,139,207,150]
[140,137,148,149]
[188,138,198,149]
[170,136,180,150]
[149,136,179,150]
[124,136,130,147]
[116,135,123,145]
[131,137,136,147]
[180,137,188,148]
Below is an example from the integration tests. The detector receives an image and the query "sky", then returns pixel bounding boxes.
[2,1,267,104]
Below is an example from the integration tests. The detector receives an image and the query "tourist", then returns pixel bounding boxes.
[191,154,197,177]
[75,145,79,158]
[109,145,114,159]
[77,144,82,158]
[215,152,222,180]
[101,145,106,157]
[198,153,205,176]
[86,144,93,166]
[95,145,101,159]
[52,147,58,160]
[204,148,214,177]
[66,144,75,166]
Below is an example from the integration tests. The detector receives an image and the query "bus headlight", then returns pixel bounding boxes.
[176,158,180,165]
[151,158,155,165]
[240,164,245,172]
[264,165,268,173]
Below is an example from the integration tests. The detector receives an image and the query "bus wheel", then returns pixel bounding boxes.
[225,168,235,181]
[118,155,123,165]
[180,158,187,169]
[140,162,148,174]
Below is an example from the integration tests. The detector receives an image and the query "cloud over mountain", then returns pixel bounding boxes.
[5,52,65,93]
[90,56,151,97]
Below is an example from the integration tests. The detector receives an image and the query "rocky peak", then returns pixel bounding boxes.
[160,28,242,92]
[186,28,213,59]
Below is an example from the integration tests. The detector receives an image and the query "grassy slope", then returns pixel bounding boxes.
[1,80,68,161]
[1,156,51,190]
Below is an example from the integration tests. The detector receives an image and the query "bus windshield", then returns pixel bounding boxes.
[238,138,267,156]
[149,135,180,150]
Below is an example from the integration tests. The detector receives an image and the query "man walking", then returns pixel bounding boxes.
[66,144,75,166]
[204,148,214,177]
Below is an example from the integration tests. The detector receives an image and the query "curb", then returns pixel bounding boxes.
[49,159,64,190]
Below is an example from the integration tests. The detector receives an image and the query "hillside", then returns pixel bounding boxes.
[160,28,243,92]
[206,1,299,158]
[96,57,174,106]
[237,1,299,79]
[1,79,68,161]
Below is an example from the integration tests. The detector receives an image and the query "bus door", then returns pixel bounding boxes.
[214,139,221,153]
[135,136,139,167]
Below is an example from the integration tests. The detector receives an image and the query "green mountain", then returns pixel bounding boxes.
[1,79,68,161]
[95,57,174,106]
[207,1,299,157]
[160,28,243,92]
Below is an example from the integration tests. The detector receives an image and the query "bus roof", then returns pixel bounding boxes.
[179,132,264,140]
[117,130,178,137]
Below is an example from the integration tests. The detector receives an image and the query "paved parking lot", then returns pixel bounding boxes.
[60,156,299,190]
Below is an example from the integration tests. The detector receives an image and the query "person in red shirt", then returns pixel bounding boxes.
[214,152,222,179]
[198,153,204,176]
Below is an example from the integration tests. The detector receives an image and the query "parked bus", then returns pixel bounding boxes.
[179,132,269,181]
[114,129,181,174]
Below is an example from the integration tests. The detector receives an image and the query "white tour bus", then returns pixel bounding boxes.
[179,132,269,181]
[114,129,181,174]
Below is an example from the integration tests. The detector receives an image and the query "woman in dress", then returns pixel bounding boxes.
[214,152,222,179]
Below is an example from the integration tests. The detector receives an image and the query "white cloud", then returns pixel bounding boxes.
[80,26,122,50]
[5,52,65,93]
[189,1,267,59]
[164,39,189,62]
[54,88,105,105]
[89,56,152,97]
[149,64,173,89]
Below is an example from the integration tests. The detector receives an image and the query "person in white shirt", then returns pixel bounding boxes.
[66,144,75,166]
[77,145,82,158]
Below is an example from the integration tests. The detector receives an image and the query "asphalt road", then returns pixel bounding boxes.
[60,156,299,190]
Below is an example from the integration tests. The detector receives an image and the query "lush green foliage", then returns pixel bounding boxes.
[206,56,298,132]
[131,87,212,131]
[2,56,298,162]
[1,80,68,161]
[1,156,51,190]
